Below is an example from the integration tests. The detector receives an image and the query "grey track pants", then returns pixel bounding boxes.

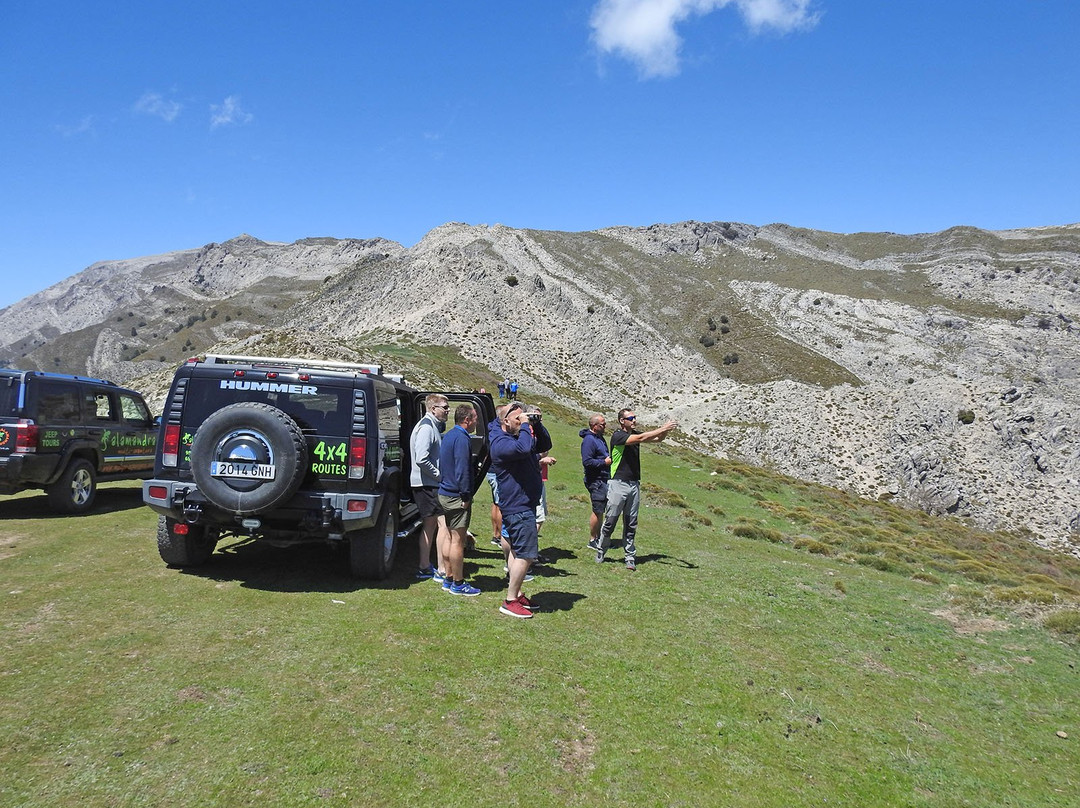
[599,479,639,560]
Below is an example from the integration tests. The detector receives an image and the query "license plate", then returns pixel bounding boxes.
[210,461,276,480]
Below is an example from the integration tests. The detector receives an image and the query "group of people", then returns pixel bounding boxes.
[580,409,678,571]
[496,378,519,399]
[409,395,554,618]
[408,393,676,619]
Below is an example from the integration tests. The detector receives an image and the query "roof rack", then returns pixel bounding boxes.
[201,354,384,376]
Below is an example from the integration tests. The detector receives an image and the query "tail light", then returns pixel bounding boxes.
[14,419,38,453]
[348,437,366,480]
[162,424,181,467]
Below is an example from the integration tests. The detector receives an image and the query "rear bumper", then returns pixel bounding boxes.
[142,479,381,537]
[0,454,61,493]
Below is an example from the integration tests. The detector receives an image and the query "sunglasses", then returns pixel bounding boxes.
[623,415,636,421]
[504,402,522,419]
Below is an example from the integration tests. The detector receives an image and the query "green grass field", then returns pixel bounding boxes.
[2,411,1078,807]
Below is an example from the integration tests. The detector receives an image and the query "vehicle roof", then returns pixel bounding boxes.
[180,354,416,392]
[0,368,127,389]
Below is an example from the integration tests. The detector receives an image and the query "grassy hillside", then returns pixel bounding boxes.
[2,407,1078,807]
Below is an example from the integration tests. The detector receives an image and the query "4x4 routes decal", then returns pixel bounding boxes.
[311,440,348,476]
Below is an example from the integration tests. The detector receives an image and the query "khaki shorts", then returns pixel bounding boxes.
[438,494,471,531]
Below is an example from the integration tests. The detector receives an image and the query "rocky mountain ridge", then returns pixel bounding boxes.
[2,221,1078,552]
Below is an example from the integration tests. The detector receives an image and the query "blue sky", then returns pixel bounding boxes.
[2,0,1078,309]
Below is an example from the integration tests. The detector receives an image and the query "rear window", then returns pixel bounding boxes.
[182,377,356,434]
[0,377,21,417]
[34,382,82,423]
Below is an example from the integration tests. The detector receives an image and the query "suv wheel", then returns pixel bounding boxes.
[349,501,399,579]
[47,458,97,514]
[189,402,308,515]
[157,516,219,566]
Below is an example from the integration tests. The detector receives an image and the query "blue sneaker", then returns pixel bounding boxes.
[432,569,446,583]
[442,577,453,591]
[449,581,481,597]
[415,567,436,580]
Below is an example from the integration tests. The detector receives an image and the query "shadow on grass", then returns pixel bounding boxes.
[531,590,586,612]
[634,552,698,569]
[0,484,147,520]
[182,538,411,594]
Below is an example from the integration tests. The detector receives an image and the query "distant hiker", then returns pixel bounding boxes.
[580,414,611,548]
[497,381,506,399]
[508,379,518,397]
[595,408,677,571]
[490,401,553,618]
[438,403,481,596]
[410,394,450,582]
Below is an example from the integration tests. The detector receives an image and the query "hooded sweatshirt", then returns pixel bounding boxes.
[580,427,610,485]
[490,422,548,517]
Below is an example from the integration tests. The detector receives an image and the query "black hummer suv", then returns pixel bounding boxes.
[0,369,158,513]
[142,354,494,579]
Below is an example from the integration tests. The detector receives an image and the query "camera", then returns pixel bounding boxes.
[527,412,542,423]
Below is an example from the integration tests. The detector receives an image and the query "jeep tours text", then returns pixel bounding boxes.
[142,354,495,579]
[0,369,158,513]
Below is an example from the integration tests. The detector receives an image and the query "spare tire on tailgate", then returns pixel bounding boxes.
[189,402,308,515]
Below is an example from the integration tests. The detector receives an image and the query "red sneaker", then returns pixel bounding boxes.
[499,599,533,619]
[516,594,536,611]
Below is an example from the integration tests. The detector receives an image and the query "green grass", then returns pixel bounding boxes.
[2,414,1079,807]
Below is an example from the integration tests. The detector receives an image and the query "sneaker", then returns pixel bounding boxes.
[442,577,453,591]
[515,594,536,611]
[595,549,605,564]
[415,567,436,580]
[490,536,503,547]
[587,538,602,552]
[625,557,636,571]
[499,599,533,619]
[432,569,447,584]
[449,581,481,597]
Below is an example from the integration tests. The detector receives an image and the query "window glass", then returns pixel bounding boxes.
[37,383,81,423]
[0,377,21,417]
[88,391,117,421]
[120,393,151,425]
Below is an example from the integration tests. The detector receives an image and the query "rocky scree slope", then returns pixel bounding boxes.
[1,222,1077,551]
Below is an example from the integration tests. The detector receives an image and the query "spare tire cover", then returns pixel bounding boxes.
[190,402,308,515]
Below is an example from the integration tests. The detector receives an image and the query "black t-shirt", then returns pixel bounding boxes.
[609,429,641,482]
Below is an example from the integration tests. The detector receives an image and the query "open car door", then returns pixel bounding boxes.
[407,391,496,497]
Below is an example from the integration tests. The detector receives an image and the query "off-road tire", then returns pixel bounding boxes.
[349,500,399,579]
[46,458,97,514]
[189,402,308,515]
[157,515,219,567]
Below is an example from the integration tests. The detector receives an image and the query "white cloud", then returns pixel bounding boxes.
[134,91,182,122]
[210,95,254,129]
[591,0,819,78]
[55,115,96,137]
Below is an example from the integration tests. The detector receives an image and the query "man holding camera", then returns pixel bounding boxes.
[490,402,554,618]
[595,408,678,571]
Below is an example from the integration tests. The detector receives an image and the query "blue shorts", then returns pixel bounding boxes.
[502,510,538,561]
[585,478,608,516]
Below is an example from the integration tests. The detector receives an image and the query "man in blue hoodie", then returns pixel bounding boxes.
[580,414,611,549]
[490,401,554,618]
